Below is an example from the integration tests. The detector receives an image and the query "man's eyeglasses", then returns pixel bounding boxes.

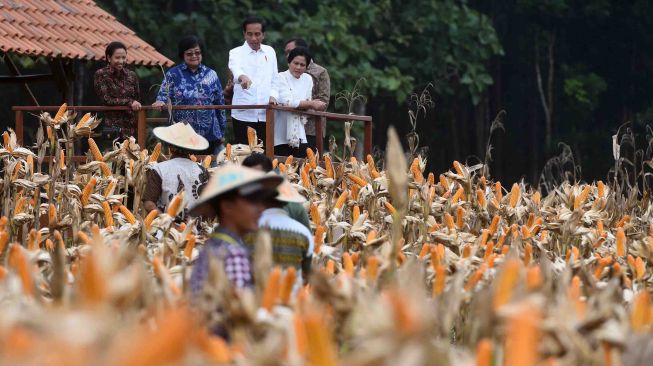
[184,51,202,57]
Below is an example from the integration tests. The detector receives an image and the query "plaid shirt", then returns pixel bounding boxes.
[190,227,253,299]
[93,65,140,137]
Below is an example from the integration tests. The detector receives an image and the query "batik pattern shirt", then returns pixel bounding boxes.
[155,63,227,142]
[190,227,253,299]
[93,65,140,137]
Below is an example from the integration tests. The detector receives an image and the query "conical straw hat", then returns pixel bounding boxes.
[153,122,209,151]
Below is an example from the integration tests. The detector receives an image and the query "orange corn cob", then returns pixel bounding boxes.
[104,179,117,197]
[77,112,91,128]
[476,189,486,208]
[524,243,533,265]
[384,201,396,215]
[476,338,493,366]
[119,205,137,224]
[285,155,294,167]
[488,215,500,236]
[465,264,487,291]
[352,205,360,222]
[410,158,424,184]
[597,180,605,198]
[88,138,103,161]
[48,203,57,226]
[314,225,325,254]
[53,103,67,123]
[301,168,311,188]
[306,148,317,169]
[102,201,113,228]
[167,193,184,216]
[2,131,10,150]
[279,267,297,305]
[149,142,162,163]
[616,214,630,228]
[574,185,591,210]
[343,253,354,276]
[81,177,97,206]
[509,183,520,208]
[439,174,448,192]
[262,267,282,311]
[452,187,465,203]
[203,155,212,168]
[616,227,626,256]
[433,265,447,296]
[463,244,471,258]
[144,209,159,230]
[347,173,368,187]
[278,163,287,174]
[14,196,27,214]
[8,245,34,296]
[351,251,360,266]
[366,230,377,244]
[484,240,494,260]
[521,224,532,239]
[494,259,520,310]
[444,212,455,233]
[189,154,197,162]
[247,127,256,147]
[456,206,464,229]
[99,162,112,177]
[495,182,503,201]
[532,191,541,206]
[635,257,646,280]
[77,231,91,244]
[367,256,379,282]
[11,161,20,181]
[310,203,320,225]
[59,149,66,171]
[325,259,335,274]
[303,310,339,366]
[453,160,464,175]
[324,155,334,178]
[418,243,431,259]
[631,291,651,332]
[526,266,543,290]
[335,190,349,209]
[505,307,540,366]
[225,143,232,160]
[427,172,435,186]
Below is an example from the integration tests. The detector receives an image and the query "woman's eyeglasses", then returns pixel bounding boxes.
[184,51,202,57]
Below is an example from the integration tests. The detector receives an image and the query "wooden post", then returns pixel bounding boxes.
[265,107,275,158]
[314,116,324,156]
[364,119,373,157]
[15,110,24,146]
[137,110,147,148]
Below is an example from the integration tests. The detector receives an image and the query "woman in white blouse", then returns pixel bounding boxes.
[269,47,326,157]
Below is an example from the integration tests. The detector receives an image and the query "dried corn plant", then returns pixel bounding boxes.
[0,104,652,365]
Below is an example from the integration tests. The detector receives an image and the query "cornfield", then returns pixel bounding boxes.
[0,105,651,365]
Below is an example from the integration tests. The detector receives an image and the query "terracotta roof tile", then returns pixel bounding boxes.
[0,0,173,67]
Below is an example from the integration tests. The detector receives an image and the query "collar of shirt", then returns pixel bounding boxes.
[243,41,266,54]
[262,208,289,217]
[180,63,206,75]
[107,65,127,77]
[213,226,245,246]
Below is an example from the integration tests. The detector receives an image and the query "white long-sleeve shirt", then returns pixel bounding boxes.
[228,42,278,122]
[270,70,313,146]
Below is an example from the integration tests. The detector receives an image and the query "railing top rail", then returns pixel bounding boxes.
[12,104,372,122]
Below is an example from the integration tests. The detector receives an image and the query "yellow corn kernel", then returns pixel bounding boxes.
[88,138,103,161]
[53,103,67,123]
[119,205,137,224]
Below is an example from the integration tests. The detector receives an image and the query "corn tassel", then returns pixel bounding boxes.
[53,103,67,123]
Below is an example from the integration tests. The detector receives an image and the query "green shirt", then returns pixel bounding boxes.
[283,202,310,230]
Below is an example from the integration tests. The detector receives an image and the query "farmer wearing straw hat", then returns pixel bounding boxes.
[189,164,282,294]
[142,122,211,217]
[247,178,314,292]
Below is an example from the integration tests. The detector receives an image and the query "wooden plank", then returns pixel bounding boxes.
[137,110,147,148]
[265,108,275,157]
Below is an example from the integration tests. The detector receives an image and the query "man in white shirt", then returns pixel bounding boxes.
[228,16,278,145]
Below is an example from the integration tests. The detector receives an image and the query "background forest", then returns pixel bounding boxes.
[1,0,652,186]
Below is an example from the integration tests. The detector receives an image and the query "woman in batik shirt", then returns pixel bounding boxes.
[93,41,142,140]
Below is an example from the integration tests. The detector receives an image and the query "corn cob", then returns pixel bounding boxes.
[119,205,137,224]
[314,225,325,254]
[433,265,446,296]
[88,138,103,161]
[225,144,232,160]
[104,179,117,197]
[303,309,339,366]
[410,158,424,184]
[184,234,196,260]
[8,245,34,296]
[189,154,197,162]
[149,142,162,163]
[306,148,317,169]
[144,209,159,230]
[247,127,256,147]
[53,103,67,123]
[367,256,379,282]
[77,231,91,245]
[574,185,591,210]
[59,149,66,171]
[456,207,464,229]
[352,205,360,222]
[418,243,431,259]
[279,267,297,305]
[343,253,354,276]
[77,112,91,128]
[2,131,9,151]
[325,259,335,274]
[324,155,334,178]
[347,173,367,187]
[301,167,311,188]
[616,214,630,228]
[285,155,294,166]
[635,257,646,280]
[384,201,396,215]
[453,160,464,176]
[495,182,503,201]
[452,187,464,203]
[167,192,184,217]
[271,158,278,169]
[11,161,21,181]
[476,189,486,208]
[464,264,486,291]
[505,307,540,366]
[48,204,57,226]
[597,180,605,198]
[203,155,212,168]
[444,212,454,233]
[630,291,651,332]
[102,201,113,228]
[278,163,287,174]
[310,203,320,225]
[261,267,281,310]
[334,190,348,209]
[81,177,97,206]
[509,183,520,208]
[475,339,492,366]
[14,196,27,214]
[616,227,626,257]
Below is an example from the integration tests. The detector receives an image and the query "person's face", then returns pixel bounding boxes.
[244,23,265,50]
[183,46,202,69]
[289,55,307,79]
[284,41,297,58]
[222,196,266,234]
[108,48,127,70]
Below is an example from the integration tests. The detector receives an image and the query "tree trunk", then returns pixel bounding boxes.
[535,32,556,150]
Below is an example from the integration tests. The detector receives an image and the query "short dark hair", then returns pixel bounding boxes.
[105,41,127,60]
[287,47,312,65]
[285,37,308,49]
[242,16,266,33]
[177,36,203,59]
[242,153,273,172]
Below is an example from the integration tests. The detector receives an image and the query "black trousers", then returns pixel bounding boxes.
[274,143,309,158]
[232,118,266,145]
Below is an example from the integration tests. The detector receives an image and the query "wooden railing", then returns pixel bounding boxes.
[12,104,373,160]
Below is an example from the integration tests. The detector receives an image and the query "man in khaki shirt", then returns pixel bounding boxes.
[284,38,331,150]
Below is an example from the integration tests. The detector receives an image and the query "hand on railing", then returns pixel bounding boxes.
[151,101,165,111]
[131,100,142,111]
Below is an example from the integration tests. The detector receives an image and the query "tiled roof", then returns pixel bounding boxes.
[0,0,174,67]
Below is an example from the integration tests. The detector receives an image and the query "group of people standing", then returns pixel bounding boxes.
[93,16,330,158]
